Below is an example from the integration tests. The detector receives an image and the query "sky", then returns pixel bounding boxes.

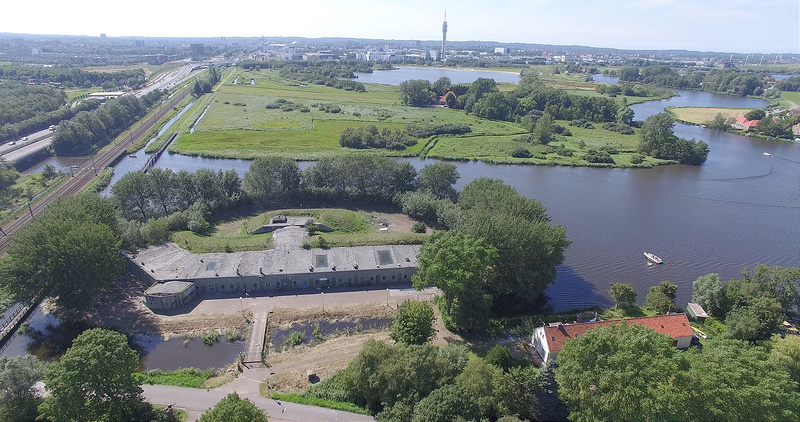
[4,0,799,53]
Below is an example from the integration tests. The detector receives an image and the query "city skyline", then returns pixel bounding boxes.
[3,0,798,54]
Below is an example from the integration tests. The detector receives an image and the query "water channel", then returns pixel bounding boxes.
[21,68,800,312]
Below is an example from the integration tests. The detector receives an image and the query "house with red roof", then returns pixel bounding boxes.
[531,313,694,364]
[437,91,457,107]
[732,116,760,131]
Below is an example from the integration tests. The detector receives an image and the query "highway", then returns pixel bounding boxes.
[0,88,192,255]
[1,136,52,164]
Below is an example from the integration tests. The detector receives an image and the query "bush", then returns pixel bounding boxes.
[412,222,427,233]
[285,331,305,347]
[630,153,645,164]
[583,149,615,164]
[602,122,635,134]
[511,147,532,158]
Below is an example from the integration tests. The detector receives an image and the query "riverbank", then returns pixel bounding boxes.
[666,106,750,125]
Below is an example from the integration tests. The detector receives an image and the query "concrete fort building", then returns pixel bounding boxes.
[131,243,420,310]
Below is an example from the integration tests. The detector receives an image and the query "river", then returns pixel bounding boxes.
[23,68,800,311]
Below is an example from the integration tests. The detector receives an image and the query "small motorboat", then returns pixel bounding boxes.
[644,252,663,264]
[128,153,137,158]
[763,152,772,157]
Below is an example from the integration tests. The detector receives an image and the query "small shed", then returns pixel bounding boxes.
[271,215,288,224]
[686,303,708,321]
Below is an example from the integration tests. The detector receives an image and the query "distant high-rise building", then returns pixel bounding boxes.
[441,11,447,61]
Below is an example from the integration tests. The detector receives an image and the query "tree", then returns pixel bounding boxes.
[39,329,153,422]
[419,162,459,201]
[147,167,177,216]
[555,323,681,422]
[432,76,452,96]
[638,112,675,157]
[706,112,732,130]
[412,231,498,316]
[485,344,514,371]
[0,196,123,313]
[444,91,457,108]
[646,281,678,314]
[0,355,46,422]
[502,364,545,421]
[607,283,637,309]
[683,339,800,422]
[455,178,570,310]
[390,300,435,345]
[112,171,153,221]
[198,393,268,422]
[770,335,800,384]
[243,157,301,205]
[692,273,725,317]
[399,79,435,107]
[455,355,506,419]
[411,384,481,422]
[533,112,555,144]
[725,296,783,342]
[744,109,766,120]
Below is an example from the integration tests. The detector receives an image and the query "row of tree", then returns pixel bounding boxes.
[192,66,221,96]
[0,97,101,144]
[618,66,769,96]
[279,65,366,92]
[339,125,418,150]
[52,89,166,155]
[112,167,243,221]
[0,65,146,90]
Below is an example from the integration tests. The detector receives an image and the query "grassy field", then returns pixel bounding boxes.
[134,368,215,388]
[427,120,671,167]
[667,107,751,125]
[169,67,675,167]
[65,88,100,101]
[781,91,800,105]
[173,208,428,253]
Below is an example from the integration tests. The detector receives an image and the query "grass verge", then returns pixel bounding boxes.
[267,392,370,415]
[81,167,113,194]
[172,230,273,253]
[134,367,215,389]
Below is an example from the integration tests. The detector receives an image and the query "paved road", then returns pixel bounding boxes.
[143,384,374,422]
[1,136,52,163]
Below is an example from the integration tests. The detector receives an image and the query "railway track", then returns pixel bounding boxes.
[0,89,191,255]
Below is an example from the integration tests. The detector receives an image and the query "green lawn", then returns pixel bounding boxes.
[781,91,800,105]
[173,208,428,253]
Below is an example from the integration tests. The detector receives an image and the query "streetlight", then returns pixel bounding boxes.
[239,296,244,317]
[321,292,325,312]
[386,288,390,307]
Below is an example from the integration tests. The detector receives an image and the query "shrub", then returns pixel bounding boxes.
[285,331,306,347]
[412,222,427,233]
[201,332,217,346]
[602,122,635,135]
[511,147,532,158]
[630,153,645,164]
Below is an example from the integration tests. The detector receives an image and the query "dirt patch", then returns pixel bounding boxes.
[266,331,391,393]
[371,212,423,234]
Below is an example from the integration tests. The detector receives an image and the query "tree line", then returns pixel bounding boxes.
[278,66,366,92]
[618,66,771,97]
[0,83,66,127]
[0,65,146,90]
[399,74,630,128]
[0,98,101,144]
[192,66,221,96]
[52,89,166,155]
[339,125,418,150]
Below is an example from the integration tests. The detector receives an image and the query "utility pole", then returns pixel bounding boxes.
[90,156,97,176]
[28,202,34,219]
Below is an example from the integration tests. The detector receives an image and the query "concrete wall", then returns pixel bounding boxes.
[145,283,197,310]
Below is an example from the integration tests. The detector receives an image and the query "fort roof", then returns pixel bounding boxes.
[128,243,420,281]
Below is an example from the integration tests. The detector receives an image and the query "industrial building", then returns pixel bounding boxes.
[130,243,420,309]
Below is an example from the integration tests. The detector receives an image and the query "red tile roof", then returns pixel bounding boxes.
[543,314,694,353]
[734,116,760,127]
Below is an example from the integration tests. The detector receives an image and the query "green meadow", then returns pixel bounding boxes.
[171,68,673,167]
